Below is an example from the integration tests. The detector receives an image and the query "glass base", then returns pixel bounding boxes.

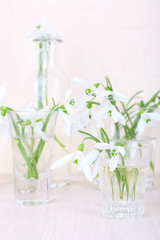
[146,175,154,191]
[50,167,71,188]
[101,200,145,219]
[51,178,71,188]
[14,173,50,206]
[15,199,49,206]
[93,177,100,188]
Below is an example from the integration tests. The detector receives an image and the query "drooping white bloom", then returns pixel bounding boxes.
[0,115,9,142]
[72,77,90,86]
[0,84,9,142]
[0,84,6,105]
[28,19,64,41]
[72,77,100,100]
[20,103,50,141]
[101,90,127,102]
[96,99,125,125]
[50,152,76,169]
[59,110,85,137]
[95,142,125,171]
[28,19,53,40]
[51,149,100,181]
[22,103,50,121]
[59,89,96,137]
[137,112,160,135]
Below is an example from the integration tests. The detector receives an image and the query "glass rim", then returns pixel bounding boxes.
[33,37,62,43]
[111,141,153,150]
[7,109,57,114]
[117,106,158,111]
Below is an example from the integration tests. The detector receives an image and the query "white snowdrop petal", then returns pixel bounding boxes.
[96,109,107,121]
[95,142,111,150]
[0,84,6,106]
[50,152,76,169]
[113,91,128,102]
[85,150,100,165]
[72,77,90,86]
[92,157,101,178]
[34,125,49,141]
[147,113,160,121]
[81,156,92,181]
[0,120,9,142]
[65,88,72,102]
[109,156,119,172]
[137,116,146,135]
[117,146,125,156]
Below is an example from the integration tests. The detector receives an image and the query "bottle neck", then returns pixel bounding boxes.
[36,39,58,71]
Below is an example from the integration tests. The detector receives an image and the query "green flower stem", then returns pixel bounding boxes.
[30,127,35,153]
[45,69,48,106]
[54,135,69,153]
[34,108,56,164]
[113,122,120,140]
[120,154,129,200]
[121,103,133,128]
[15,138,38,179]
[21,125,30,152]
[38,48,43,109]
[8,112,37,178]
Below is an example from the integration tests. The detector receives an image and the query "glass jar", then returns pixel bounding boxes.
[8,109,57,205]
[99,141,153,218]
[106,107,160,190]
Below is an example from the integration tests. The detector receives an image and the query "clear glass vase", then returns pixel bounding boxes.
[106,107,159,190]
[100,141,153,218]
[139,123,159,189]
[25,37,71,187]
[8,109,57,205]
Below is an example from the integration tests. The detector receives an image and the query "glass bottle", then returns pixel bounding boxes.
[25,36,71,187]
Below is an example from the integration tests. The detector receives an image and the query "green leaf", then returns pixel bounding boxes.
[126,90,143,107]
[78,130,100,143]
[145,90,160,108]
[105,76,113,91]
[150,161,154,172]
[100,128,110,143]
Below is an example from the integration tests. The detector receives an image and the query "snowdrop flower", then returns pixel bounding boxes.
[137,112,160,135]
[28,19,64,42]
[101,90,127,102]
[21,103,50,121]
[72,77,100,101]
[28,19,53,40]
[0,84,6,105]
[95,142,125,171]
[59,89,96,136]
[96,99,125,125]
[51,145,100,181]
[0,84,9,142]
[59,111,85,137]
[20,103,50,141]
[64,88,88,114]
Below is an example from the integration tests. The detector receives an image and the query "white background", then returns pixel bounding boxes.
[0,0,160,173]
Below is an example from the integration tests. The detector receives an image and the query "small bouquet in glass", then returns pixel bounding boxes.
[0,99,61,205]
[51,77,160,218]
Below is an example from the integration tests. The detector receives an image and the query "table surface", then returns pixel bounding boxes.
[0,173,160,240]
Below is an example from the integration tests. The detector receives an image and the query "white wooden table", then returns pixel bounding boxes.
[0,173,160,240]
